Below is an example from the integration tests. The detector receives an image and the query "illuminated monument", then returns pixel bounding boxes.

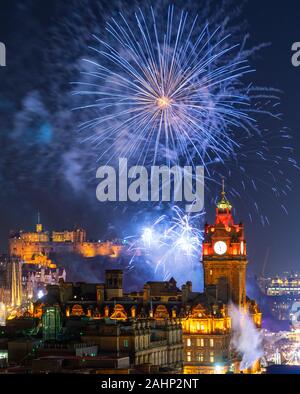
[9,213,123,266]
[8,257,23,307]
[182,185,261,373]
[202,181,247,308]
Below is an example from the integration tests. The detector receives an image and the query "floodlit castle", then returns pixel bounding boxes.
[9,214,123,266]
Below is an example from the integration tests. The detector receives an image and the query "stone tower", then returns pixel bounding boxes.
[8,256,22,307]
[105,270,123,300]
[202,182,247,307]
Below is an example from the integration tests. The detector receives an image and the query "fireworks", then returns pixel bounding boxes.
[72,5,273,169]
[142,227,155,248]
[71,4,296,224]
[70,0,297,257]
[127,206,204,282]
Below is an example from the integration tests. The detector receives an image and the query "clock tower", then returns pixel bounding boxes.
[202,181,247,307]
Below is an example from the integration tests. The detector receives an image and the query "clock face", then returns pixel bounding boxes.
[214,241,227,255]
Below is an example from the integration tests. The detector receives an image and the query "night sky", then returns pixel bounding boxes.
[0,0,299,277]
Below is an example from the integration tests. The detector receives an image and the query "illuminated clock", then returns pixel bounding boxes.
[214,241,227,255]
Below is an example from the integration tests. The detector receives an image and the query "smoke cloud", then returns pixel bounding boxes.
[229,303,263,370]
[53,252,158,292]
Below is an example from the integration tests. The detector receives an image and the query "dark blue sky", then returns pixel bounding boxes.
[242,0,300,276]
[0,0,299,277]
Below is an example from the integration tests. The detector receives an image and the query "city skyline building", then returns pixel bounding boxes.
[24,187,262,374]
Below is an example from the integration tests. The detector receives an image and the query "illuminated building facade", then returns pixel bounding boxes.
[0,302,6,326]
[23,265,66,302]
[9,216,123,266]
[181,304,232,374]
[258,273,300,323]
[32,263,260,374]
[184,185,261,373]
[0,256,23,312]
[82,319,183,370]
[265,273,300,297]
[42,306,62,341]
[202,183,247,308]
[6,257,23,307]
[0,256,9,305]
[3,187,262,374]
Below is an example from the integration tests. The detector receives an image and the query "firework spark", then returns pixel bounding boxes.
[127,205,204,282]
[70,2,296,231]
[72,5,277,169]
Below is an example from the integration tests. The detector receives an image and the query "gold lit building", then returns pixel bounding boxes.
[182,184,261,374]
[9,215,123,266]
[29,186,262,374]
[0,256,23,307]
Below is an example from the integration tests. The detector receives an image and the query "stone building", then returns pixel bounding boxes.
[82,319,183,370]
[0,256,23,307]
[9,216,123,266]
[29,186,262,374]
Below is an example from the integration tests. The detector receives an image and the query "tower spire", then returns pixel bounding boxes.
[216,179,232,212]
[36,211,43,233]
[221,178,225,197]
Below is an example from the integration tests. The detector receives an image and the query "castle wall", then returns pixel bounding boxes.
[9,238,123,264]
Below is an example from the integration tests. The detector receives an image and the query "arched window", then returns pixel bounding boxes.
[71,304,84,316]
[154,305,169,319]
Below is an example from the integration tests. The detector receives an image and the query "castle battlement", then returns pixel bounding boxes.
[9,218,123,265]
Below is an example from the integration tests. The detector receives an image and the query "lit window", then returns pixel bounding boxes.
[210,339,214,347]
[210,351,214,363]
[124,339,129,348]
[196,338,204,347]
[197,353,204,362]
[187,351,191,362]
[187,338,191,347]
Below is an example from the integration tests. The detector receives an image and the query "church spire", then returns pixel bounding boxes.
[36,211,43,233]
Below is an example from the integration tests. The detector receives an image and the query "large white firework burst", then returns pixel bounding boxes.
[72,5,272,168]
